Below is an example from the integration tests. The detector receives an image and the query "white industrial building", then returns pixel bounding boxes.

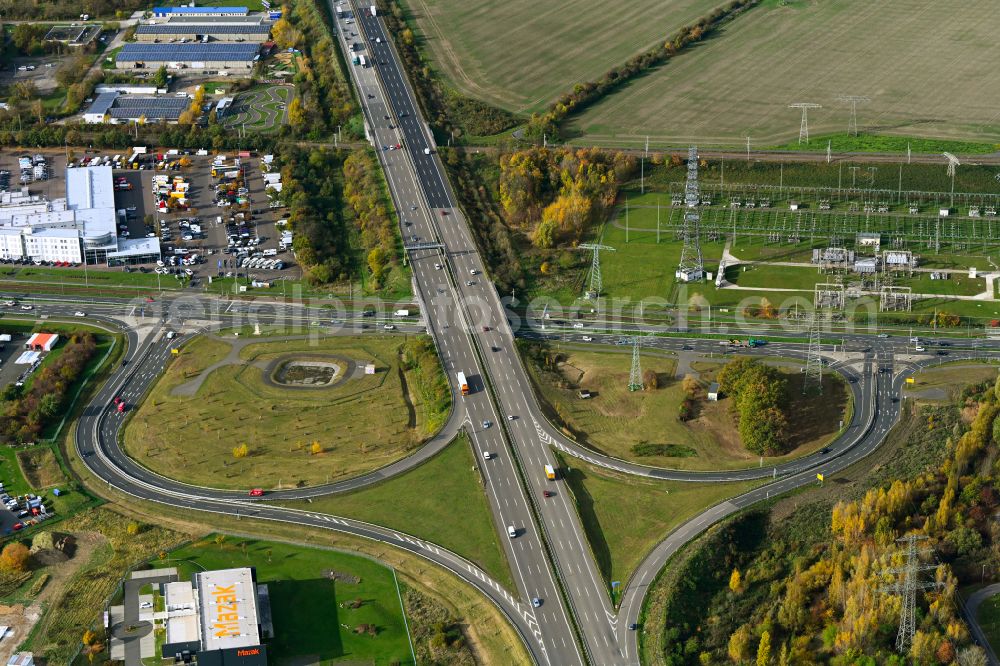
[0,167,159,265]
[84,92,192,125]
[152,6,249,18]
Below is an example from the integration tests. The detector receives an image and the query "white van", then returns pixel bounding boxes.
[263,248,278,257]
[507,525,517,539]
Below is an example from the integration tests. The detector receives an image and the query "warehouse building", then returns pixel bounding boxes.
[116,43,261,72]
[160,567,271,666]
[135,22,271,42]
[0,166,160,265]
[84,92,192,124]
[152,6,249,18]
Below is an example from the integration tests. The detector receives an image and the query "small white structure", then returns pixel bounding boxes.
[939,208,951,217]
[789,201,800,211]
[707,383,721,401]
[7,653,33,666]
[364,363,375,375]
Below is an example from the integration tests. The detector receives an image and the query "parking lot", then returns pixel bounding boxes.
[0,149,300,286]
[107,153,299,283]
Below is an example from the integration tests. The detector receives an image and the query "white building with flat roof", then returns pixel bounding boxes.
[0,166,159,265]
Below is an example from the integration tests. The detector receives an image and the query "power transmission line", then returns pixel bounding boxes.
[878,535,943,654]
[627,336,643,392]
[676,146,704,282]
[790,102,822,144]
[576,243,615,300]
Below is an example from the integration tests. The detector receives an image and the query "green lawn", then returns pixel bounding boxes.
[557,452,760,590]
[148,536,415,665]
[977,593,1000,658]
[906,364,998,398]
[523,345,850,471]
[125,334,448,490]
[282,434,514,592]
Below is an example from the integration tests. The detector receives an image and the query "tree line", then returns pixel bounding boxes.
[524,0,760,141]
[342,149,400,291]
[717,357,789,456]
[0,332,97,444]
[401,336,450,437]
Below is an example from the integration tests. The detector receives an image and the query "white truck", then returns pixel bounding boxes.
[358,54,367,67]
[393,309,410,317]
[370,4,377,16]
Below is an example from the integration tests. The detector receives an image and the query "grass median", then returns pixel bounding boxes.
[556,452,760,591]
[281,433,514,593]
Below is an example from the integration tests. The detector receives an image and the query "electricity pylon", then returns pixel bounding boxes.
[805,283,845,393]
[878,535,942,654]
[676,146,704,282]
[837,95,869,136]
[790,102,822,144]
[577,243,615,299]
[627,336,643,392]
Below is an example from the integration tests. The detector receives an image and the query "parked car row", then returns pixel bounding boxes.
[239,256,285,271]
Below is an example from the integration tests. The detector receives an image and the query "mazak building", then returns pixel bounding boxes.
[161,568,270,666]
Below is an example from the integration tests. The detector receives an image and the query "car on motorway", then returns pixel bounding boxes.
[482,420,491,429]
[507,415,515,421]
[3,301,15,306]
[572,322,584,329]
[507,525,517,538]
[820,447,831,454]
[248,488,265,497]
[383,324,395,330]
[532,598,542,608]
[482,451,492,460]
[465,280,474,286]
[482,326,489,332]
[582,336,593,342]
[877,333,888,338]
[543,490,554,498]
[469,268,478,275]
[74,311,86,317]
[12,523,23,531]
[434,263,442,270]
[915,345,925,352]
[19,305,32,310]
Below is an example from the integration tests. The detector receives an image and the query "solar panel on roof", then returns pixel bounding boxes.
[136,24,270,34]
[117,43,260,62]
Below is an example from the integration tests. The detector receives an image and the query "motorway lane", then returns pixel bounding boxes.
[337,4,581,662]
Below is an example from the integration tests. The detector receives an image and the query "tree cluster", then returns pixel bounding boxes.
[523,0,760,141]
[654,378,1000,665]
[269,2,355,139]
[277,145,351,284]
[717,357,789,455]
[499,147,635,248]
[343,150,399,291]
[0,332,97,444]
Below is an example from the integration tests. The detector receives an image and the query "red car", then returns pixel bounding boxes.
[12,523,23,531]
[543,490,554,498]
[248,488,265,497]
[117,402,126,413]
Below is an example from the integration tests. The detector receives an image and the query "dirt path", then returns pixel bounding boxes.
[0,531,106,666]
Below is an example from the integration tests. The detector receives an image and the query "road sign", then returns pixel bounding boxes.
[171,348,179,355]
[906,377,915,384]
[816,473,824,482]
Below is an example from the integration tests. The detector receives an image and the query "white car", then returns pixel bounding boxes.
[139,601,153,609]
[915,345,926,352]
[383,324,395,330]
[434,263,442,270]
[483,451,493,460]
[582,336,593,342]
[20,305,32,310]
[572,322,584,329]
[74,311,86,317]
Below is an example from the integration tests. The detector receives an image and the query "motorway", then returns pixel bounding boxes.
[30,4,1000,665]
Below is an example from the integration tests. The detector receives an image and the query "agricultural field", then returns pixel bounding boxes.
[399,0,727,113]
[123,334,450,490]
[523,345,849,471]
[565,0,1000,147]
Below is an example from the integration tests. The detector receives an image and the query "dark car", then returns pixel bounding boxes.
[543,490,554,498]
[820,447,831,454]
